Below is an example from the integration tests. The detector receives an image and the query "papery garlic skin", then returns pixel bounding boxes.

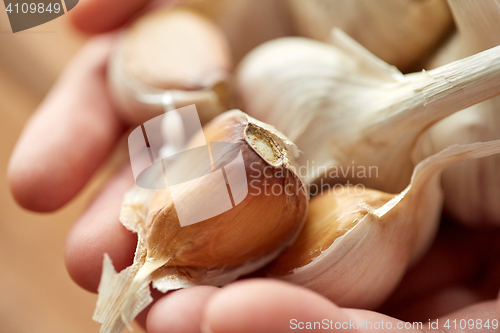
[236,30,500,193]
[266,140,500,309]
[416,0,500,226]
[93,110,308,333]
[108,8,232,125]
[287,0,453,71]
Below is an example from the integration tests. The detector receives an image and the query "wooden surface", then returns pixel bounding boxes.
[0,11,145,333]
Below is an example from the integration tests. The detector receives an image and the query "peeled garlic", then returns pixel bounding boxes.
[266,140,500,309]
[286,0,453,71]
[93,110,308,333]
[108,7,232,125]
[416,0,500,226]
[236,29,500,193]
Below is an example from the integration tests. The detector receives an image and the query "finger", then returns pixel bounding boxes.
[425,300,499,332]
[8,34,126,212]
[65,163,136,292]
[342,309,421,333]
[344,301,499,333]
[68,0,153,34]
[202,279,357,333]
[203,279,499,333]
[498,292,500,320]
[147,286,219,333]
[383,286,484,322]
[135,289,169,330]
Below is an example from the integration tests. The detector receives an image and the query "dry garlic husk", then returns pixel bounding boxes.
[181,0,294,62]
[266,140,500,309]
[286,0,453,71]
[93,110,308,333]
[415,0,500,226]
[108,7,232,125]
[236,29,500,194]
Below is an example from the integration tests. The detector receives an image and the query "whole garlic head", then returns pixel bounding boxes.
[236,29,500,193]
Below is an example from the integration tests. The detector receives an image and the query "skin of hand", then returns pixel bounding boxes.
[7,1,500,332]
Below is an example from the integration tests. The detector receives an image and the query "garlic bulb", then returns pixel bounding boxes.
[286,0,453,71]
[416,0,500,226]
[181,0,294,62]
[93,110,308,333]
[236,29,500,194]
[108,7,232,125]
[266,140,500,309]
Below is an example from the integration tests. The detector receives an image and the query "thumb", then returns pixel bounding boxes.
[201,279,358,333]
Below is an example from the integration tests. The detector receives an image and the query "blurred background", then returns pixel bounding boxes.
[0,9,144,333]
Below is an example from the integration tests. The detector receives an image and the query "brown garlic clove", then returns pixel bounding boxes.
[145,111,307,270]
[108,7,232,125]
[265,140,500,309]
[93,110,308,333]
[267,186,393,277]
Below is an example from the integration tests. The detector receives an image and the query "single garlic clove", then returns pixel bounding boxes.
[415,0,500,226]
[108,7,232,125]
[181,0,295,62]
[265,140,500,309]
[236,30,500,193]
[286,0,454,71]
[93,110,308,333]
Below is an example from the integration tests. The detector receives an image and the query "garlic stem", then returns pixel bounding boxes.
[381,44,500,131]
[237,33,500,193]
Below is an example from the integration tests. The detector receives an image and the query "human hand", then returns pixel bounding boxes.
[9,37,500,330]
[7,1,500,332]
[142,219,500,333]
